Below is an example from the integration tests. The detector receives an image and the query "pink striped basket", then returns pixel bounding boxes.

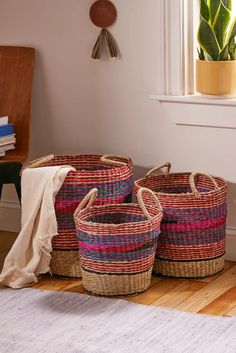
[134,162,227,278]
[23,153,133,277]
[74,187,163,295]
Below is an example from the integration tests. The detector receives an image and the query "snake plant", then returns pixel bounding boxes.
[197,0,236,60]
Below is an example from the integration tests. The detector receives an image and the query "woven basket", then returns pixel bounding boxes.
[23,153,133,277]
[74,187,163,296]
[134,162,227,278]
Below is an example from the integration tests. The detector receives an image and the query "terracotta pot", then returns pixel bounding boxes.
[196,59,236,96]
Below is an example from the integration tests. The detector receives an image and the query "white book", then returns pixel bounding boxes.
[0,116,8,126]
[0,144,15,152]
[0,138,16,146]
[0,133,15,143]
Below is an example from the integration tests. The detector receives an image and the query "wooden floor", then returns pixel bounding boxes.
[1,230,236,317]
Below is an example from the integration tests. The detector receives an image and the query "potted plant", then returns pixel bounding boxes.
[196,0,236,96]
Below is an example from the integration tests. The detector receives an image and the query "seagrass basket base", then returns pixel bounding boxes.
[153,256,225,279]
[81,268,153,296]
[50,250,82,277]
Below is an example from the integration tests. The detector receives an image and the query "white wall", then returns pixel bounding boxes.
[0,0,235,258]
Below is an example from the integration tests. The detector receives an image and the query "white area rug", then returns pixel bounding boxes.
[1,288,236,353]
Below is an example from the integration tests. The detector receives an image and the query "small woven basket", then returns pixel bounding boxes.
[134,163,227,278]
[74,187,163,296]
[23,153,133,277]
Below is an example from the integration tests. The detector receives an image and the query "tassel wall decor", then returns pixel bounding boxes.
[90,0,120,59]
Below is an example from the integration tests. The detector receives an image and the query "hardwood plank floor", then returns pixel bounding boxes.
[1,230,236,316]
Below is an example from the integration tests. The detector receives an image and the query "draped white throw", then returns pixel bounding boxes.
[0,165,75,288]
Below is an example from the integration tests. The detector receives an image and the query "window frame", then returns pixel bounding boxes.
[155,1,236,127]
[159,0,197,96]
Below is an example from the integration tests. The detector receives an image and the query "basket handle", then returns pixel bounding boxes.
[74,188,98,217]
[189,172,220,197]
[23,154,55,170]
[146,162,171,178]
[137,187,163,221]
[100,154,130,166]
[21,154,55,175]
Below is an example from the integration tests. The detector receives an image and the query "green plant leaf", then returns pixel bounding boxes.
[229,38,236,59]
[222,0,232,11]
[200,0,210,21]
[209,0,220,23]
[197,16,220,60]
[227,16,236,44]
[213,1,231,48]
[218,44,229,60]
[197,47,205,60]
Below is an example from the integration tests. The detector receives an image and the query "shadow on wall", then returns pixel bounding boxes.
[132,165,151,202]
[226,182,236,229]
[133,165,150,181]
[30,50,56,158]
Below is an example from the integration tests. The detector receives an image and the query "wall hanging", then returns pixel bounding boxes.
[89,0,120,59]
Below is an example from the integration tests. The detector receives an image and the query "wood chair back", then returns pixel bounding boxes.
[0,46,35,163]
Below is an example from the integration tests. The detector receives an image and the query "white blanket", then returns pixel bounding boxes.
[0,165,75,289]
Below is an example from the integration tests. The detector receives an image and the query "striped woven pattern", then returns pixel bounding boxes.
[74,189,163,295]
[135,168,227,278]
[25,154,133,277]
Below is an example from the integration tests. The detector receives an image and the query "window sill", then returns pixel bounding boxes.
[149,94,236,107]
[149,94,236,129]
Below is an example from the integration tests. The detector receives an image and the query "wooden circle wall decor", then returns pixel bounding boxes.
[89,0,120,59]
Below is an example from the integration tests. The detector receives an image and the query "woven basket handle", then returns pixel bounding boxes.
[137,187,163,221]
[100,154,129,166]
[74,188,98,217]
[189,172,220,197]
[23,154,55,170]
[20,154,55,175]
[146,162,171,178]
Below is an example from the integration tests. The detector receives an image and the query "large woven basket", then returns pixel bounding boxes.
[134,162,227,278]
[23,153,133,277]
[74,187,163,296]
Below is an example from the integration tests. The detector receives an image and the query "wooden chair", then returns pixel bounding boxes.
[0,46,35,201]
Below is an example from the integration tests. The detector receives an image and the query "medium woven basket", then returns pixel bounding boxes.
[134,162,227,278]
[74,187,163,296]
[23,153,133,278]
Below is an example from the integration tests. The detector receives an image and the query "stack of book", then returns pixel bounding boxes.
[0,116,16,157]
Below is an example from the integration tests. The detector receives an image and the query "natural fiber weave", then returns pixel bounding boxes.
[135,163,227,278]
[74,188,163,295]
[81,268,153,296]
[154,255,225,278]
[23,154,133,278]
[50,250,82,277]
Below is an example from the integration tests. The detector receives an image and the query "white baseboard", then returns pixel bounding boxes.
[0,200,21,232]
[0,201,236,261]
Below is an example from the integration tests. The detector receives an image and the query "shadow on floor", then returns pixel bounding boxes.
[0,231,17,271]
